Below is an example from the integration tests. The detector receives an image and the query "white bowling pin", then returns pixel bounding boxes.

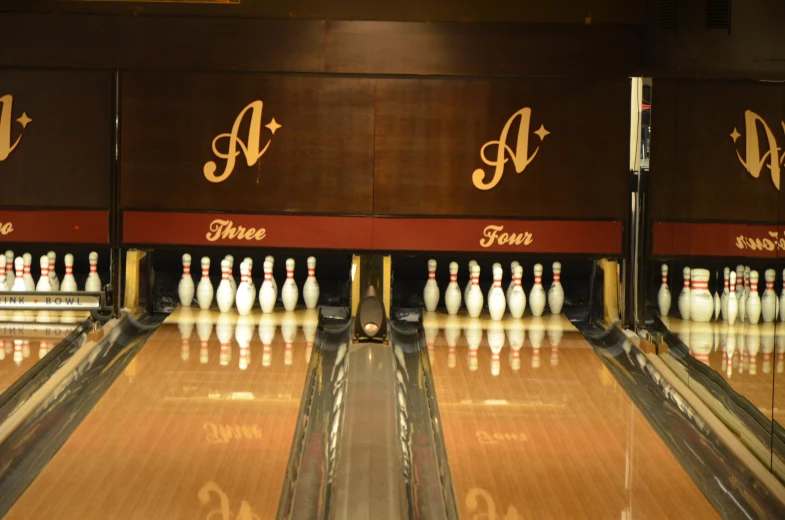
[22,253,34,291]
[728,272,738,326]
[0,256,7,291]
[36,256,51,292]
[196,257,214,310]
[488,264,506,321]
[47,251,59,291]
[266,255,278,296]
[235,261,254,316]
[466,264,484,318]
[423,259,440,312]
[216,259,235,313]
[4,251,13,282]
[735,265,744,298]
[713,276,721,321]
[487,263,501,303]
[747,271,761,325]
[85,251,102,292]
[465,260,477,304]
[178,253,195,307]
[259,260,276,313]
[225,255,237,294]
[762,269,777,323]
[548,261,564,315]
[678,267,691,320]
[689,269,713,322]
[508,264,526,319]
[720,267,729,321]
[658,264,671,317]
[12,257,26,291]
[529,264,546,317]
[60,254,77,292]
[303,256,320,309]
[444,262,461,315]
[281,258,299,311]
[507,260,520,303]
[244,257,257,300]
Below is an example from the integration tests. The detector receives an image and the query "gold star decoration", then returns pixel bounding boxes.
[16,112,32,128]
[730,127,741,142]
[533,124,550,141]
[265,117,281,135]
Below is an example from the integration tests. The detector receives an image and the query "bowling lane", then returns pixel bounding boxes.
[427,313,720,519]
[7,307,318,520]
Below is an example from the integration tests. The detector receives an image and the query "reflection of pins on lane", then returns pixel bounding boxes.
[423,259,439,312]
[23,253,34,291]
[747,326,761,376]
[36,256,51,292]
[547,314,563,367]
[690,322,712,365]
[12,258,26,291]
[747,271,761,325]
[678,267,691,320]
[282,312,297,366]
[505,319,525,372]
[236,315,254,371]
[488,322,505,376]
[259,260,276,313]
[13,339,23,366]
[39,341,51,360]
[762,269,777,323]
[61,254,77,292]
[282,258,299,312]
[727,272,738,326]
[235,261,254,316]
[444,262,461,316]
[196,309,213,365]
[85,251,102,292]
[761,323,775,375]
[488,264,506,321]
[178,308,194,362]
[529,264,546,317]
[216,313,233,367]
[303,256,320,310]
[529,316,545,369]
[0,340,4,361]
[444,314,461,369]
[216,259,235,313]
[196,257,214,310]
[776,326,785,374]
[658,264,671,317]
[465,260,477,306]
[423,311,438,363]
[302,308,318,364]
[259,313,277,367]
[466,264,484,318]
[548,261,564,315]
[465,318,482,372]
[508,264,526,319]
[178,254,195,307]
[48,251,59,292]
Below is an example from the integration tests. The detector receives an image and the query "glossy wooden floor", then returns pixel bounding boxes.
[7,307,313,520]
[429,313,720,520]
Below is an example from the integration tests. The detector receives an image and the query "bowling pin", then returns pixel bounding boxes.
[465,260,477,304]
[196,257,214,310]
[423,259,440,312]
[235,261,254,316]
[36,256,51,292]
[529,263,546,317]
[281,258,299,311]
[721,267,729,321]
[259,260,276,313]
[12,257,26,291]
[548,261,564,315]
[507,260,520,303]
[488,263,501,303]
[60,254,77,292]
[178,253,195,307]
[244,257,256,300]
[216,259,235,313]
[4,251,13,282]
[713,276,721,321]
[762,269,777,323]
[735,265,744,298]
[747,271,761,325]
[22,253,34,291]
[690,268,713,322]
[508,264,526,319]
[678,267,691,320]
[266,255,278,295]
[444,261,461,315]
[465,264,484,318]
[658,264,671,317]
[85,251,101,292]
[488,264,506,321]
[225,255,237,294]
[47,251,59,291]
[303,256,320,309]
[0,256,7,291]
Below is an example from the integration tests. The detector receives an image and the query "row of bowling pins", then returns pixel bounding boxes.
[659,265,784,325]
[179,254,320,314]
[424,260,564,319]
[0,251,101,292]
[0,339,55,366]
[177,311,318,369]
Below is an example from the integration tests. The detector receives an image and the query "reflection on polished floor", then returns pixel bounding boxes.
[6,308,313,520]
[428,312,720,519]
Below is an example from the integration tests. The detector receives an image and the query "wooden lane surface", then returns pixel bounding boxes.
[663,317,784,427]
[428,322,720,520]
[7,311,312,520]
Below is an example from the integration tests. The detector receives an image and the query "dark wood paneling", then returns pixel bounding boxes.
[373,78,630,219]
[649,80,782,223]
[0,70,111,209]
[326,21,642,77]
[120,72,375,214]
[0,14,641,77]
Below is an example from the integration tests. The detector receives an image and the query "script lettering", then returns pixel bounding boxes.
[731,111,785,190]
[0,94,31,162]
[479,225,533,248]
[0,222,12,235]
[206,219,266,242]
[204,422,263,444]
